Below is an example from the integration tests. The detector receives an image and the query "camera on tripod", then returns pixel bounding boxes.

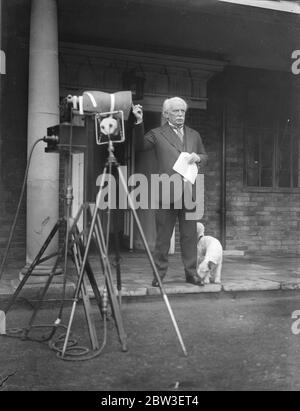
[44,90,133,151]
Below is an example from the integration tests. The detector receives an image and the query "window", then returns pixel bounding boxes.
[244,86,300,189]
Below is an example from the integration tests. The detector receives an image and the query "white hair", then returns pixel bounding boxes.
[162,97,188,115]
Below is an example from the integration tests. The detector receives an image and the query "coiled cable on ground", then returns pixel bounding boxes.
[3,285,109,361]
[51,288,109,361]
[3,311,108,361]
[49,314,107,361]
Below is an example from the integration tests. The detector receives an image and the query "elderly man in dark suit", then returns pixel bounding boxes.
[133,97,207,286]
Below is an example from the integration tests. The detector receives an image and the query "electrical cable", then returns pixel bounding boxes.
[3,316,108,361]
[0,138,44,282]
[49,313,107,361]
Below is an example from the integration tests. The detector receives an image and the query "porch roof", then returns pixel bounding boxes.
[219,0,300,14]
[57,0,300,73]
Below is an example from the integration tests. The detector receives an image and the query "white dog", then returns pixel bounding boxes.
[197,223,223,285]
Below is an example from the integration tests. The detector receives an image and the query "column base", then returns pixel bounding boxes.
[19,264,63,284]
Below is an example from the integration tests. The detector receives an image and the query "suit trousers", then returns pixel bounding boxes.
[154,203,197,280]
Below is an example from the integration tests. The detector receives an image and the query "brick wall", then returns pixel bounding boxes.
[219,68,300,254]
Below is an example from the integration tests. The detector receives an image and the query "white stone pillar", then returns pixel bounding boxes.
[23,0,60,277]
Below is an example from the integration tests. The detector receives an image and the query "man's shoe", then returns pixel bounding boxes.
[186,275,203,286]
[152,274,165,287]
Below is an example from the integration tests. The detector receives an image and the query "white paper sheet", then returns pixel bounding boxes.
[172,152,198,185]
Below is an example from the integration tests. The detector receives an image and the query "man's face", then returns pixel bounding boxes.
[165,100,186,127]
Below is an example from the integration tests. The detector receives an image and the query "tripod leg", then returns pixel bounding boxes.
[71,227,104,317]
[60,187,72,320]
[80,253,104,318]
[82,277,99,350]
[105,159,113,251]
[22,219,68,340]
[61,167,108,358]
[72,242,99,351]
[23,255,62,339]
[4,220,62,314]
[93,213,127,352]
[117,167,188,356]
[87,204,126,348]
[113,217,122,307]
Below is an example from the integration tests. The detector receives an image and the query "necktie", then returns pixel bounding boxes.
[176,128,184,142]
[171,126,184,142]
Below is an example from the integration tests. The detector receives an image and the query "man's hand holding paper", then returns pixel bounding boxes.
[187,152,201,164]
[173,152,200,185]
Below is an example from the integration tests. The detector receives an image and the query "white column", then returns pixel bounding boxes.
[22,0,60,277]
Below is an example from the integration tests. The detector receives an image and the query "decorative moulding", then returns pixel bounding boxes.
[59,42,228,111]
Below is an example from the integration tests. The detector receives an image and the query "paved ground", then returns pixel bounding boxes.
[1,290,300,391]
[109,251,300,295]
[1,252,300,300]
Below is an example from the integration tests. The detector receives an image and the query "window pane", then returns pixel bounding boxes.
[261,130,274,168]
[245,128,260,186]
[247,167,259,186]
[245,128,274,187]
[293,172,299,188]
[261,168,273,187]
[292,135,300,188]
[246,129,259,165]
[278,135,291,188]
[279,172,290,187]
[245,87,300,190]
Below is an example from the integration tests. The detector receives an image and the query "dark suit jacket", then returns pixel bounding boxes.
[134,122,208,205]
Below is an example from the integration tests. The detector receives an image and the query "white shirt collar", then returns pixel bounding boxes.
[168,122,184,131]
